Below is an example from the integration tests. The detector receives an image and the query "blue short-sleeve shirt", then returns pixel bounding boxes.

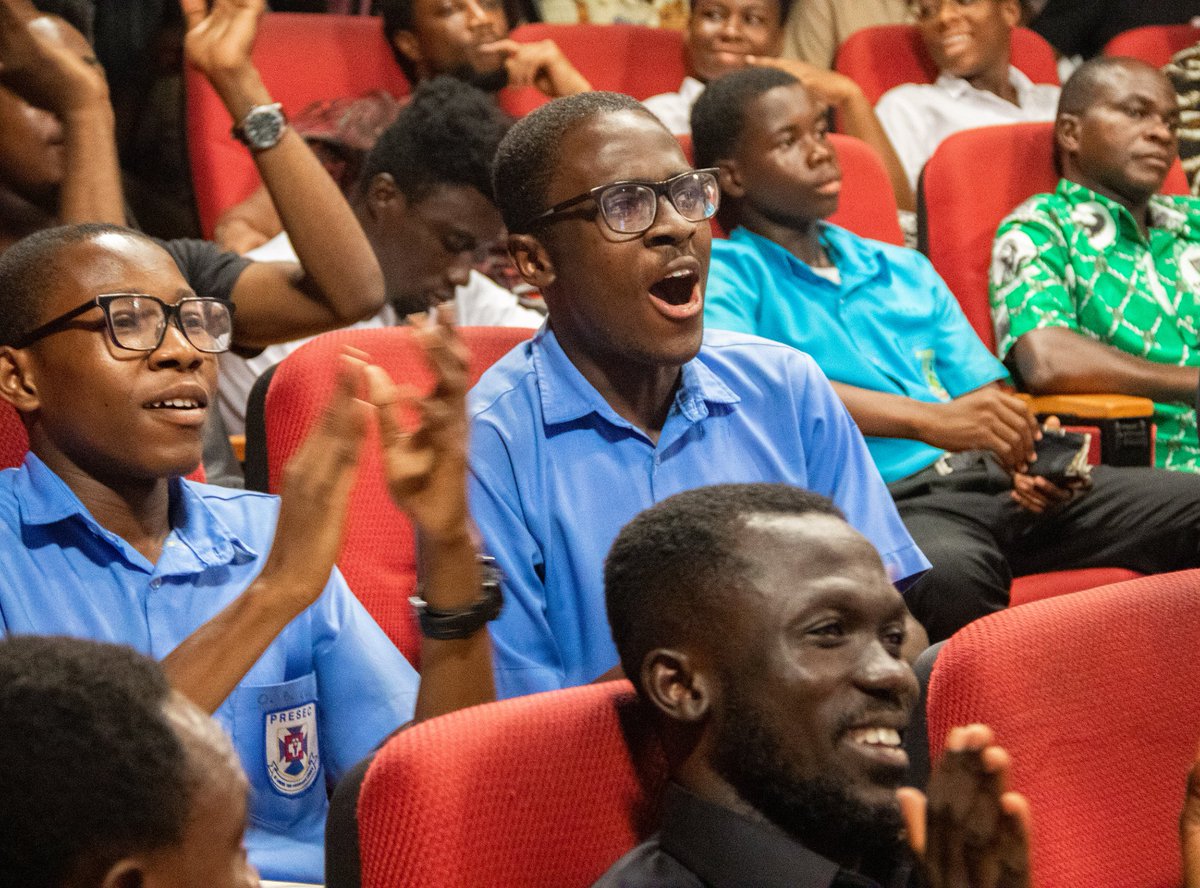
[0,454,418,884]
[468,326,928,700]
[706,225,1008,483]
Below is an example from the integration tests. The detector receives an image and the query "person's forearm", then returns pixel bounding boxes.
[831,380,933,441]
[213,182,282,253]
[835,93,915,212]
[161,573,318,714]
[1013,328,1200,404]
[57,96,125,225]
[207,63,384,322]
[412,529,495,721]
[545,59,591,97]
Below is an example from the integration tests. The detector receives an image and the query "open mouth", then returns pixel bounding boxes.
[941,33,972,53]
[843,725,909,769]
[144,397,206,410]
[650,268,699,306]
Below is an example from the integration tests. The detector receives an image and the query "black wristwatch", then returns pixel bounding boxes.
[232,102,287,151]
[410,555,504,640]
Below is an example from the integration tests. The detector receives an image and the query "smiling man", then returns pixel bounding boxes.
[0,223,497,883]
[874,0,1059,193]
[595,484,1031,888]
[697,66,1200,642]
[992,57,1200,474]
[470,91,927,699]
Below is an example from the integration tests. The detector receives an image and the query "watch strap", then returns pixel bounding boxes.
[410,555,504,640]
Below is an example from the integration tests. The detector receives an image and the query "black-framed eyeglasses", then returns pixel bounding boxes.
[12,293,235,354]
[908,0,983,21]
[526,168,721,235]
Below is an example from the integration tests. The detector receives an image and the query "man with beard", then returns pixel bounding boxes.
[597,483,1031,887]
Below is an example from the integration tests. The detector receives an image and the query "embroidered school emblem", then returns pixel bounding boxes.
[265,702,320,796]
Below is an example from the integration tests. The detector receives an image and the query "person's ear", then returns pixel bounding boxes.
[365,173,406,220]
[641,648,712,723]
[1000,0,1021,28]
[1056,113,1081,156]
[98,856,148,888]
[717,160,744,201]
[0,347,39,414]
[508,233,556,288]
[391,29,424,72]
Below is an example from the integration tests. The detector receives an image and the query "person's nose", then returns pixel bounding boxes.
[856,640,920,704]
[644,193,696,248]
[147,318,205,372]
[445,256,472,290]
[465,0,492,28]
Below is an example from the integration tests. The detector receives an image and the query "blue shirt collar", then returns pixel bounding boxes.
[15,452,257,573]
[729,224,890,292]
[532,325,740,432]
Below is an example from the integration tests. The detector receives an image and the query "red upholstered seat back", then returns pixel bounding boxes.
[1,401,206,482]
[834,24,1059,105]
[497,23,687,117]
[185,13,412,237]
[262,325,532,665]
[920,122,1190,351]
[927,570,1200,888]
[358,681,667,888]
[1103,24,1200,67]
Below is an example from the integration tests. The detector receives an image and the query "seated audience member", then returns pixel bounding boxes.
[874,0,1060,195]
[215,0,592,253]
[992,57,1200,473]
[596,483,1031,887]
[1166,39,1200,195]
[472,91,928,699]
[0,635,260,888]
[0,224,494,883]
[1028,0,1200,63]
[695,67,1200,642]
[218,77,542,436]
[782,0,912,68]
[642,0,913,207]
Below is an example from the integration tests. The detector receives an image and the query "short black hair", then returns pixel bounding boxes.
[1058,55,1161,118]
[0,222,156,348]
[359,76,511,203]
[380,0,420,84]
[0,636,192,888]
[691,66,799,169]
[492,90,661,233]
[605,483,843,690]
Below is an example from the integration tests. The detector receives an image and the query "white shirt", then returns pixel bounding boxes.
[643,76,707,136]
[875,66,1060,192]
[218,233,544,435]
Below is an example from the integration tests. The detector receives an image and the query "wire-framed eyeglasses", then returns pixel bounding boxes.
[13,293,235,354]
[527,168,721,235]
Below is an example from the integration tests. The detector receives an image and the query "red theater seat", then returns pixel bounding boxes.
[834,24,1059,106]
[185,13,412,238]
[254,326,532,665]
[1103,24,1200,67]
[357,681,667,888]
[927,570,1200,888]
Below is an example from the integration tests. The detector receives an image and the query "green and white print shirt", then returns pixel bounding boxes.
[990,179,1200,473]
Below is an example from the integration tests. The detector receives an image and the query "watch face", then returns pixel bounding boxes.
[243,107,285,149]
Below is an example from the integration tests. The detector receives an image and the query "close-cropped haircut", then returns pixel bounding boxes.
[1058,55,1158,118]
[0,636,193,888]
[0,222,156,348]
[359,77,511,203]
[492,90,659,234]
[605,483,843,691]
[691,66,799,170]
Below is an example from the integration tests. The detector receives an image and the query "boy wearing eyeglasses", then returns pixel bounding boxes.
[468,91,928,701]
[0,223,497,885]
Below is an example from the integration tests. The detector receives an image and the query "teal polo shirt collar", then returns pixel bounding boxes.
[728,223,894,295]
[15,452,257,575]
[532,325,741,437]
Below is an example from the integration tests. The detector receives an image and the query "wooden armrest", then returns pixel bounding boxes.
[229,434,246,463]
[1015,393,1155,419]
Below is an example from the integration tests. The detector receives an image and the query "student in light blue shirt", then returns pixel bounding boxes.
[693,66,1200,642]
[0,225,496,883]
[473,91,928,700]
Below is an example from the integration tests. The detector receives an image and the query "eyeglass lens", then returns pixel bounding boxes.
[108,296,233,353]
[597,172,720,233]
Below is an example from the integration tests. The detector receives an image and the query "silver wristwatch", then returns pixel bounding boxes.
[232,102,287,151]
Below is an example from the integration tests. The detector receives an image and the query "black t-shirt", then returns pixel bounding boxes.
[1031,0,1200,59]
[157,237,252,304]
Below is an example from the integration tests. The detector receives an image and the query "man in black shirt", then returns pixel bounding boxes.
[598,484,1031,887]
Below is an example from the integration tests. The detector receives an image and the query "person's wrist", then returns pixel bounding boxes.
[910,399,940,443]
[208,65,272,121]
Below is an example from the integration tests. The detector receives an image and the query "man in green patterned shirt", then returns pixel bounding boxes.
[991,56,1200,472]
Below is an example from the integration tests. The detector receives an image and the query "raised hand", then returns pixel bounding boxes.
[368,304,473,545]
[0,0,108,115]
[178,0,262,83]
[898,724,1032,888]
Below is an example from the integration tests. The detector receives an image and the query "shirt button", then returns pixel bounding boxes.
[149,578,162,590]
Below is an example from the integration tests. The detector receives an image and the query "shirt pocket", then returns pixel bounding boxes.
[231,671,326,831]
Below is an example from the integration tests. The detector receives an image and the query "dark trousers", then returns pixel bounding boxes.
[890,453,1200,642]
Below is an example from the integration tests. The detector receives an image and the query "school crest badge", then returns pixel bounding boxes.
[265,702,320,796]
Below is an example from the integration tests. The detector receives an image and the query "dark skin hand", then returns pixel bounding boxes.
[898,724,1033,888]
